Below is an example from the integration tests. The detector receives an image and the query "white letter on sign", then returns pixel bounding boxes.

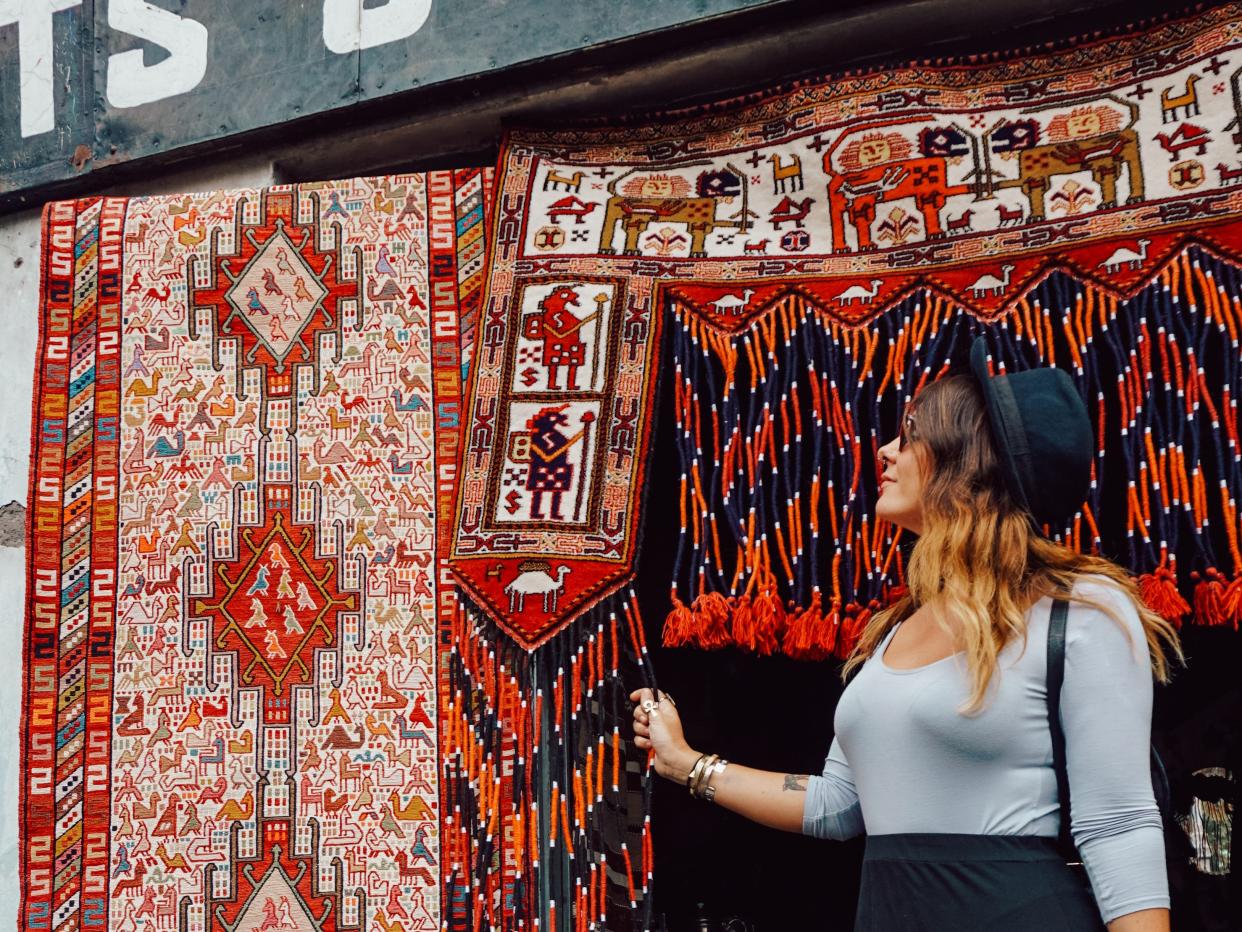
[0,0,84,138]
[323,0,432,54]
[105,0,207,108]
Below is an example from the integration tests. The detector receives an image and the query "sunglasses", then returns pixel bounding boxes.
[898,412,917,451]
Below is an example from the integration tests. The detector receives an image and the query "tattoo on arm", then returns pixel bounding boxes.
[783,774,809,792]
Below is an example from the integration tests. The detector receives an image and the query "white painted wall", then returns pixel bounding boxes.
[0,157,274,925]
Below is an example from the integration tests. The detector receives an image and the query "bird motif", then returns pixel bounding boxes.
[376,245,397,276]
[148,431,186,458]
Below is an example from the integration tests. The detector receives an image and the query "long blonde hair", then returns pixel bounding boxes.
[842,374,1182,713]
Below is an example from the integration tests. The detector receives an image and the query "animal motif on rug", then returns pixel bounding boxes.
[457,3,1242,655]
[22,170,491,932]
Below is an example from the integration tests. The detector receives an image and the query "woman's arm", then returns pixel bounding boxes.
[630,687,861,837]
[1061,584,1170,931]
[1107,908,1168,932]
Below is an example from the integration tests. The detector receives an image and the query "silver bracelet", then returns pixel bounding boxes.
[701,758,729,803]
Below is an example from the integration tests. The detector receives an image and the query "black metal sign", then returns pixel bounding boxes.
[0,0,772,200]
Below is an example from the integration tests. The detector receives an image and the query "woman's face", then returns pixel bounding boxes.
[876,412,925,535]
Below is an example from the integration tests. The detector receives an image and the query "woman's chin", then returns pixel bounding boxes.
[876,502,917,534]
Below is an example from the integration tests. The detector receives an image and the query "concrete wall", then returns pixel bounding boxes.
[0,0,1187,919]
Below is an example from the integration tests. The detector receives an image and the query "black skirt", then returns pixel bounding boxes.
[855,833,1105,932]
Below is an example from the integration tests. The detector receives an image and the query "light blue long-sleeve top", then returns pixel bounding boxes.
[802,577,1168,925]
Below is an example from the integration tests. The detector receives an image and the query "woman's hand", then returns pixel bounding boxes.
[630,687,699,785]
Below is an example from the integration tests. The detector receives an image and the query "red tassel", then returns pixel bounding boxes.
[1191,568,1227,627]
[836,602,872,658]
[694,592,732,649]
[662,596,695,647]
[748,586,784,655]
[821,599,842,658]
[730,594,755,651]
[886,584,909,604]
[1222,574,1242,631]
[1138,565,1190,627]
[783,593,832,661]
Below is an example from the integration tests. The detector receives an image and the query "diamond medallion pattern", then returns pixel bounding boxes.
[223,227,328,361]
[194,505,358,700]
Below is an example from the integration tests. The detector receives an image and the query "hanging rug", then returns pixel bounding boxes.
[454,3,1242,655]
[20,170,490,932]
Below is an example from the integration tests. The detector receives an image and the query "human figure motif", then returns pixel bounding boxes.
[521,404,587,520]
[523,285,592,390]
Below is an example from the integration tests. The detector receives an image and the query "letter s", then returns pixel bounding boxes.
[323,0,432,54]
[106,0,207,108]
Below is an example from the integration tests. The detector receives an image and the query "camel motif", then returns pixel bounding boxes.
[709,289,755,317]
[506,560,571,614]
[967,264,1015,298]
[313,438,354,465]
[1161,74,1202,123]
[543,169,585,193]
[125,369,163,399]
[367,277,403,304]
[833,279,884,306]
[768,152,803,194]
[1097,239,1151,273]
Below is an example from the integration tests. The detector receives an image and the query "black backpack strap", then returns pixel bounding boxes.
[1046,597,1079,859]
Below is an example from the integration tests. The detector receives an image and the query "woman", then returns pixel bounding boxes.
[632,337,1182,931]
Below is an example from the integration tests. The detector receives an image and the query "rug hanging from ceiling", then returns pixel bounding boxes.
[20,169,491,932]
[457,0,1242,666]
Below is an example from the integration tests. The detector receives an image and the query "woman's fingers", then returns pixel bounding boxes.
[630,687,654,705]
[634,735,651,750]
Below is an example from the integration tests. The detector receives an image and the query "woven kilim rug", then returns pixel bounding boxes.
[21,169,491,931]
[457,3,1242,669]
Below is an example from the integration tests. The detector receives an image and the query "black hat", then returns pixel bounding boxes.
[969,336,1093,528]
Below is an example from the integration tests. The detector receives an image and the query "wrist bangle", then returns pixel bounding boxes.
[702,758,728,803]
[691,753,719,799]
[685,753,709,791]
